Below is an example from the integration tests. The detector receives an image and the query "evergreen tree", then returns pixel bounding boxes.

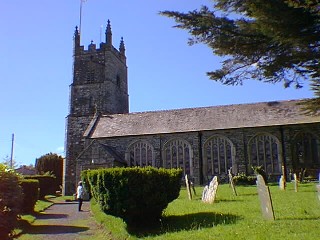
[35,153,63,191]
[161,0,320,114]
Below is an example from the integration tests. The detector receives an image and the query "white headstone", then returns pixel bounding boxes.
[256,174,275,221]
[293,173,298,192]
[279,175,285,190]
[202,176,219,204]
[316,185,320,201]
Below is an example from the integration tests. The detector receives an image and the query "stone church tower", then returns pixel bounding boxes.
[64,21,128,195]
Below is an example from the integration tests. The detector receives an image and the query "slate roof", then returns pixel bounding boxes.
[87,99,320,139]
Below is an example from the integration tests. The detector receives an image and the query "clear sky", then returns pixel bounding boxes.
[0,0,314,167]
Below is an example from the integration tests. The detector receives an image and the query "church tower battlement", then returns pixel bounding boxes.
[64,20,129,195]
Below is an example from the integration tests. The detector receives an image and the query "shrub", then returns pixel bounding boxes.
[233,173,256,185]
[35,153,63,191]
[252,166,268,184]
[19,179,39,213]
[0,164,23,239]
[84,167,182,225]
[24,175,56,199]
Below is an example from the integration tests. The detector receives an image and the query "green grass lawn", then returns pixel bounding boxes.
[92,182,320,240]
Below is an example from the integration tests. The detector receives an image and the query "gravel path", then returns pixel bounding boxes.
[17,200,112,240]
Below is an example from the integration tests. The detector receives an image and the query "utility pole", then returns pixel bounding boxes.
[10,133,14,168]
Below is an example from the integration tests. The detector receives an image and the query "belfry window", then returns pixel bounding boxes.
[248,133,281,175]
[163,139,193,176]
[86,70,95,83]
[116,74,121,87]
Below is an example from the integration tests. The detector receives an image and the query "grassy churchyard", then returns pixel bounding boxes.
[91,182,320,240]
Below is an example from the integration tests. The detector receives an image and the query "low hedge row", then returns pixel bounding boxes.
[233,174,257,185]
[19,179,39,213]
[82,167,182,225]
[24,175,56,199]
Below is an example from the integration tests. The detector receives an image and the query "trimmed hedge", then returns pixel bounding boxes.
[24,175,56,199]
[83,167,182,225]
[0,164,23,239]
[233,173,257,185]
[19,179,39,213]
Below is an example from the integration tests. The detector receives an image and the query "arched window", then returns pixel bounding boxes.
[248,133,281,175]
[203,135,236,181]
[126,141,155,167]
[292,132,320,170]
[163,139,193,176]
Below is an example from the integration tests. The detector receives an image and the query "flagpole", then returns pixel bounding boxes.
[79,0,83,35]
[10,133,14,168]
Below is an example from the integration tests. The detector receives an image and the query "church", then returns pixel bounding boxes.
[63,22,320,195]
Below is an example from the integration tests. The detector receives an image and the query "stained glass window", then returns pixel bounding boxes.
[248,134,281,175]
[163,139,193,176]
[293,132,320,169]
[203,136,235,180]
[127,141,156,167]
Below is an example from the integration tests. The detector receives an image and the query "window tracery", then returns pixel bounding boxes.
[163,139,192,176]
[248,133,281,175]
[203,135,235,180]
[292,132,320,169]
[127,141,155,167]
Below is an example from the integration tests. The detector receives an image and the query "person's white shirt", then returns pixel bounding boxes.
[77,184,83,199]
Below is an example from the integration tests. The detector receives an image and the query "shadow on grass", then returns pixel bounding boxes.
[238,192,258,196]
[277,216,320,221]
[216,198,243,203]
[15,219,89,237]
[126,212,242,238]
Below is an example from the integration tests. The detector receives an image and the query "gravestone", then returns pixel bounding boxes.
[202,185,208,201]
[256,174,275,220]
[202,176,219,204]
[279,175,285,190]
[228,169,237,196]
[293,173,298,192]
[185,174,192,200]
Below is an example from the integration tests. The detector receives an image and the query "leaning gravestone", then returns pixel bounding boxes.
[293,173,298,192]
[202,176,219,204]
[316,185,320,201]
[185,174,192,200]
[228,169,237,196]
[279,175,285,190]
[256,174,275,220]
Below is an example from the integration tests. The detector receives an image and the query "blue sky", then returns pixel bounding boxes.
[0,0,314,166]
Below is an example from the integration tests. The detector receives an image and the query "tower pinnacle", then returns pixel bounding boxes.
[105,19,112,46]
[119,37,125,55]
[74,26,80,54]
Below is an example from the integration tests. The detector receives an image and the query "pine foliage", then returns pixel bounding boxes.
[161,0,320,114]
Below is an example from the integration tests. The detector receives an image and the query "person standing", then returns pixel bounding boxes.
[76,181,84,211]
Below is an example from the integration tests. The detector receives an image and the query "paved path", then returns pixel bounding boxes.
[17,200,112,240]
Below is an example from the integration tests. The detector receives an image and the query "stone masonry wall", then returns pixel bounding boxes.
[76,123,320,187]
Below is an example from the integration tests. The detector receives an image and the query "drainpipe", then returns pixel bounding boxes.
[198,131,203,185]
[242,128,248,175]
[280,125,287,183]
